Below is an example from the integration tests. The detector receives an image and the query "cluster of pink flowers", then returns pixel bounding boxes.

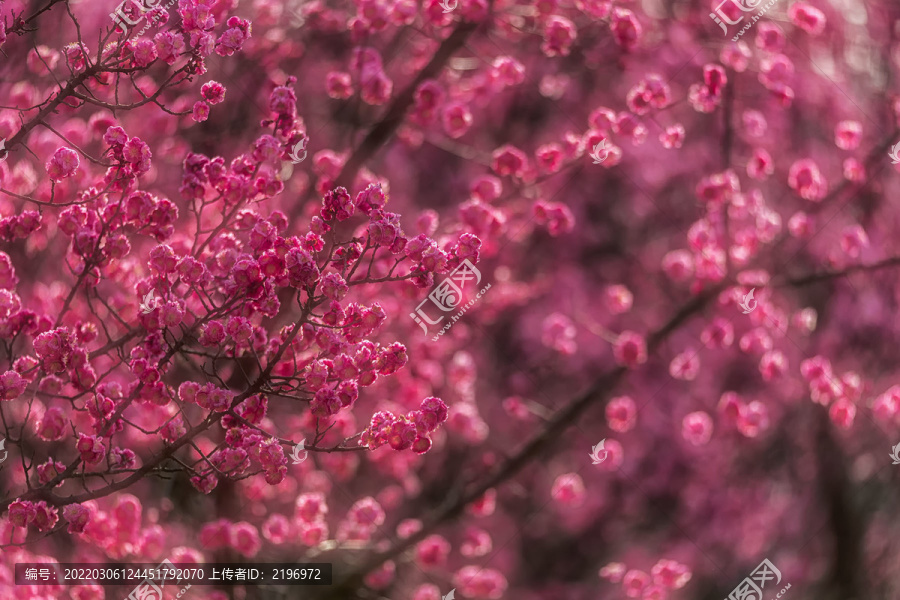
[293,492,329,546]
[352,47,393,106]
[337,496,386,543]
[178,381,234,413]
[600,559,692,599]
[360,397,449,453]
[46,147,79,182]
[689,64,728,113]
[250,437,288,484]
[800,356,864,428]
[452,565,509,599]
[200,519,262,557]
[3,0,900,595]
[33,327,82,376]
[0,369,26,400]
[76,433,107,465]
[613,331,648,368]
[103,126,152,177]
[8,499,59,532]
[0,209,40,241]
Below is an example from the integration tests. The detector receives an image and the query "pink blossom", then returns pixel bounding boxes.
[789,2,827,35]
[756,22,785,52]
[230,521,262,557]
[454,566,508,599]
[541,313,577,354]
[760,350,787,381]
[46,147,79,181]
[442,103,473,139]
[788,160,827,201]
[611,8,641,50]
[623,569,651,598]
[659,125,685,149]
[76,433,106,465]
[551,472,586,506]
[669,349,700,381]
[63,504,91,533]
[840,224,869,258]
[9,499,36,528]
[416,534,451,568]
[541,16,577,57]
[737,401,770,438]
[614,331,648,368]
[460,527,492,557]
[0,370,26,400]
[192,101,211,122]
[600,562,627,583]
[326,72,354,99]
[605,285,634,314]
[201,80,226,104]
[834,120,862,150]
[491,145,529,178]
[33,501,59,531]
[829,398,856,428]
[651,559,691,589]
[132,39,157,67]
[682,411,713,446]
[607,396,637,432]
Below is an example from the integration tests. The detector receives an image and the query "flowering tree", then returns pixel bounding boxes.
[1,0,900,598]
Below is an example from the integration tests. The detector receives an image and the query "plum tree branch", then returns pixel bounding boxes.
[318,285,723,597]
[777,255,900,287]
[333,21,479,189]
[316,128,900,599]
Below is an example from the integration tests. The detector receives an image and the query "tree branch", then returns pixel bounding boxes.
[333,21,479,189]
